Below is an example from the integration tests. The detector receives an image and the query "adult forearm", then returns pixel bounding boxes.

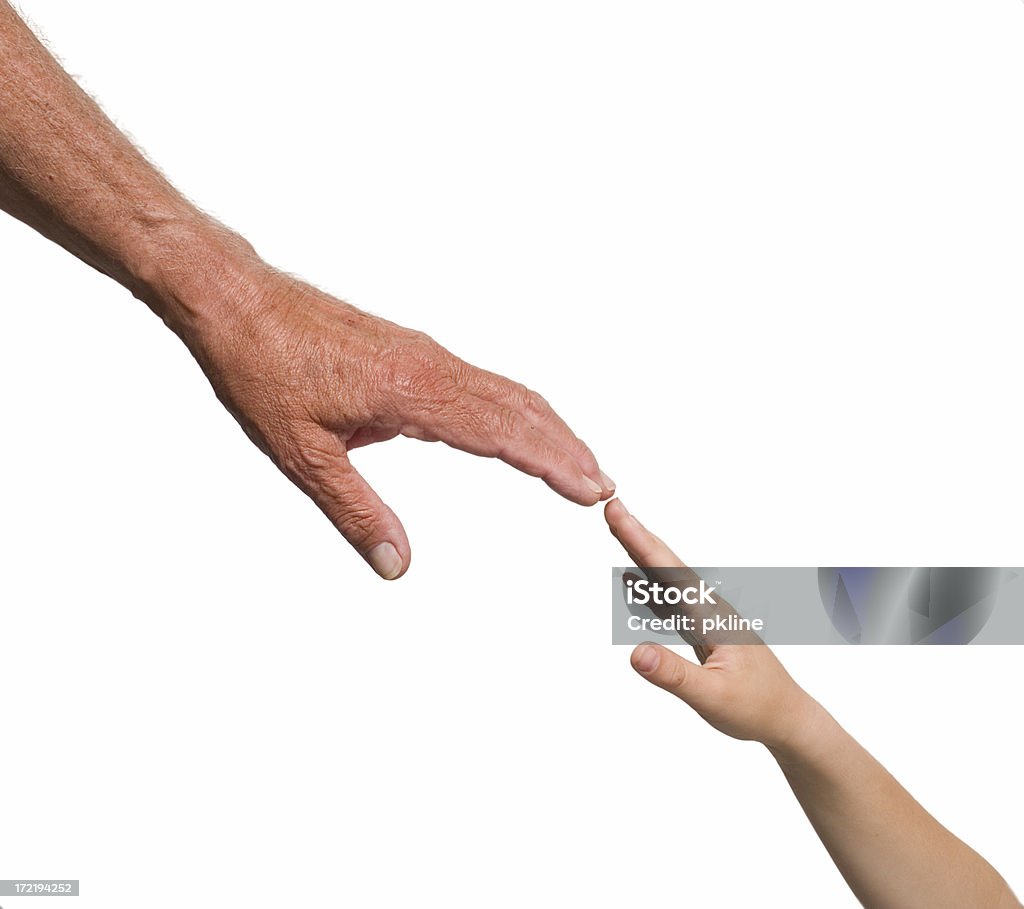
[769,707,1019,909]
[0,2,245,333]
[0,1,614,575]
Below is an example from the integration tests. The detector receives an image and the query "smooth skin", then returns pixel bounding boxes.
[605,498,1020,909]
[0,3,614,579]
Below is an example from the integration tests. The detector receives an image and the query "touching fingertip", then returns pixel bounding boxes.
[367,542,403,580]
[604,498,625,527]
[632,644,660,674]
[608,498,640,527]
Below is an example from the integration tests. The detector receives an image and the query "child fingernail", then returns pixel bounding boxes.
[633,645,659,673]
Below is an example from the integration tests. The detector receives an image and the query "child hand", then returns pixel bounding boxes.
[605,499,824,753]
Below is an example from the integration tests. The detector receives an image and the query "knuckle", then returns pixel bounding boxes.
[529,386,550,408]
[521,387,550,416]
[404,328,434,346]
[501,380,529,406]
[665,658,689,693]
[500,380,546,417]
[445,354,472,388]
[380,349,430,399]
[335,505,377,542]
[274,431,341,486]
[296,442,335,474]
[382,337,463,407]
[492,407,524,439]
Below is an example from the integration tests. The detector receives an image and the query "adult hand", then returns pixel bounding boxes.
[604,498,818,751]
[0,3,612,581]
[174,250,614,579]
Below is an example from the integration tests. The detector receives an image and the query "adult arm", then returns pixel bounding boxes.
[605,498,1020,909]
[0,2,614,578]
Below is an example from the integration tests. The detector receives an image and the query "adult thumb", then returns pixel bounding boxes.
[289,433,411,579]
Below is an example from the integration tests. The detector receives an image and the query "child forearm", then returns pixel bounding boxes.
[769,702,1019,908]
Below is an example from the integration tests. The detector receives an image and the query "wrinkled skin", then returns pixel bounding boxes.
[0,0,611,581]
[178,256,613,579]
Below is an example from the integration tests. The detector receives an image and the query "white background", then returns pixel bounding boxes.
[1,1,1022,906]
